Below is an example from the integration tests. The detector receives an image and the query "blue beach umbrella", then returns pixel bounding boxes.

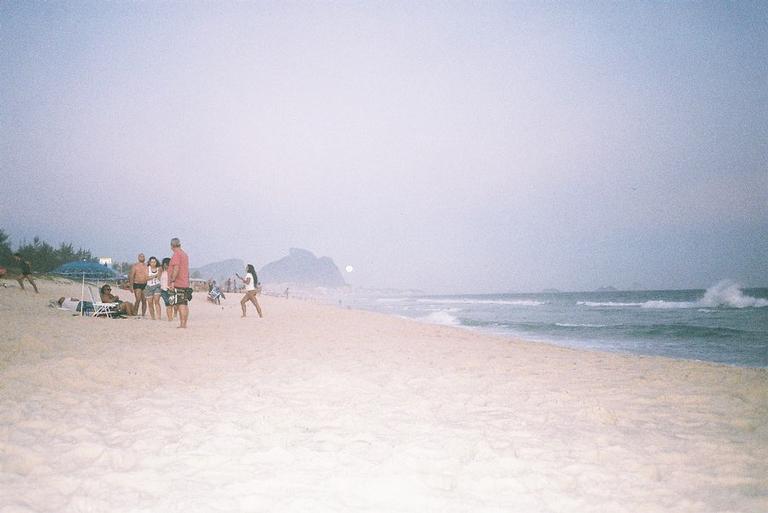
[51,260,121,280]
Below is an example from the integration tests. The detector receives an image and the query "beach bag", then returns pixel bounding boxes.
[169,287,193,305]
[76,301,94,314]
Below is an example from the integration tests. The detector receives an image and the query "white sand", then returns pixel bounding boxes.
[1,280,766,512]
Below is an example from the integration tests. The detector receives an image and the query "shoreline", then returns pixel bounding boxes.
[2,281,767,512]
[7,276,761,370]
[325,287,768,370]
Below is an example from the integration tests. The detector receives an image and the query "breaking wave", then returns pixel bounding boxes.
[419,311,461,326]
[698,280,768,308]
[578,281,767,310]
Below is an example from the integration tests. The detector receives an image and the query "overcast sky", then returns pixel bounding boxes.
[2,1,766,293]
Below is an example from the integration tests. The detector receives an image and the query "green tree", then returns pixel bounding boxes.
[17,237,55,272]
[57,243,77,267]
[15,235,96,272]
[0,229,12,266]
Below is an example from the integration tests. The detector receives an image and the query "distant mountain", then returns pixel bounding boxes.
[259,248,346,287]
[191,258,245,284]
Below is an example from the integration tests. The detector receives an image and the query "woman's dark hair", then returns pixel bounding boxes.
[246,264,258,284]
[100,284,110,294]
[148,256,158,266]
[161,257,171,267]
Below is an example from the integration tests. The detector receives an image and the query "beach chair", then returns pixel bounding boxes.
[87,285,120,318]
[207,284,224,305]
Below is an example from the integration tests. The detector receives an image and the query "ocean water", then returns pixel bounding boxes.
[348,280,768,368]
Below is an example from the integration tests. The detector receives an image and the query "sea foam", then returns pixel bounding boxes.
[699,280,768,308]
[578,281,767,309]
[420,311,461,326]
[645,281,768,309]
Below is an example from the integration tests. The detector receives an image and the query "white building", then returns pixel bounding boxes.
[99,257,113,267]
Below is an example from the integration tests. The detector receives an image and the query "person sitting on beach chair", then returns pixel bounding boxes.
[100,284,135,316]
[207,280,225,305]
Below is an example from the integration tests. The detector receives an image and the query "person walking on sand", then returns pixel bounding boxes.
[160,257,175,321]
[168,237,190,328]
[13,253,38,293]
[145,256,162,320]
[129,253,148,316]
[237,264,263,318]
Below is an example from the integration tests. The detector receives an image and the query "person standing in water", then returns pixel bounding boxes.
[237,264,263,318]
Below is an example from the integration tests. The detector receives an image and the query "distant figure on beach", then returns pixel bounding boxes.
[160,257,175,321]
[13,253,39,293]
[207,280,224,305]
[99,284,135,316]
[225,277,232,294]
[285,287,289,299]
[145,256,162,320]
[168,237,190,328]
[237,264,263,318]
[129,253,148,316]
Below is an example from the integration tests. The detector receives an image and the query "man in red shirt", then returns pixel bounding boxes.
[168,237,190,328]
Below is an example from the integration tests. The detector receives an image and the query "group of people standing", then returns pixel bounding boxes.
[125,237,262,326]
[127,237,190,328]
[12,235,262,326]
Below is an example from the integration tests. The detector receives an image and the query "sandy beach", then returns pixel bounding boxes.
[1,280,766,512]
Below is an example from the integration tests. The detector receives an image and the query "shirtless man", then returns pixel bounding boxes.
[129,253,148,316]
[168,237,190,328]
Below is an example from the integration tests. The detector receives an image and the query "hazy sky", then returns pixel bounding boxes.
[2,1,766,293]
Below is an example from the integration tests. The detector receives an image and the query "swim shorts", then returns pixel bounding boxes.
[160,289,171,306]
[133,283,147,290]
[169,288,190,306]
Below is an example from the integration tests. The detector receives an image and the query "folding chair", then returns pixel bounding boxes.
[87,284,121,318]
